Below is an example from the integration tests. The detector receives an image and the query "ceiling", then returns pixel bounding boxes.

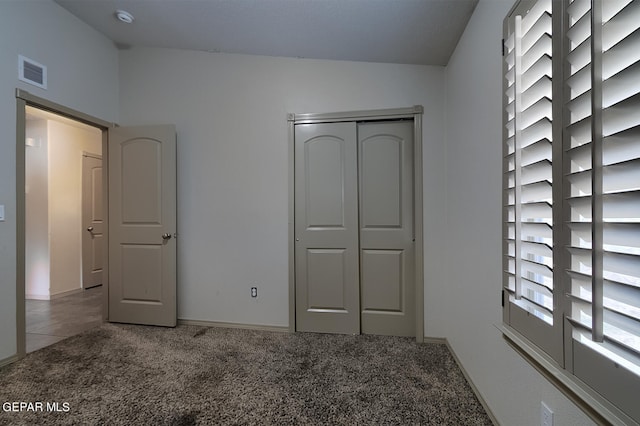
[54,0,478,66]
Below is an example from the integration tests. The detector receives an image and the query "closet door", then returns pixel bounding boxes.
[359,122,415,336]
[294,122,360,334]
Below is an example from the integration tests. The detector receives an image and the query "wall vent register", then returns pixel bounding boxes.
[18,55,47,90]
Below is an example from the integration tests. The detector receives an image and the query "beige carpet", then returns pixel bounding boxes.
[0,324,492,425]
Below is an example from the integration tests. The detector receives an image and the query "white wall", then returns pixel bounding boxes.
[118,48,446,327]
[442,1,595,425]
[48,119,102,296]
[25,119,49,299]
[25,117,101,299]
[0,0,118,362]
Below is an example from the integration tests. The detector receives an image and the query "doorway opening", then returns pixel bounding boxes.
[24,106,103,352]
[16,89,113,358]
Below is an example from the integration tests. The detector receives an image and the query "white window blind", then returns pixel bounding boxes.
[596,0,640,362]
[503,0,562,361]
[565,0,596,339]
[565,1,640,415]
[504,0,640,423]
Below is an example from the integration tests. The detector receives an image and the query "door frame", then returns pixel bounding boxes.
[15,88,115,358]
[287,105,424,342]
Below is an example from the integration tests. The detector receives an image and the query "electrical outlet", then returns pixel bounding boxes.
[251,287,257,298]
[541,401,553,426]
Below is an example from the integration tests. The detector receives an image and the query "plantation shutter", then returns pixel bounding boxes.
[504,0,640,421]
[565,0,596,338]
[503,0,562,362]
[565,1,640,416]
[599,0,640,361]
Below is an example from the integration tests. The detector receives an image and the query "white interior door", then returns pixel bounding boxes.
[358,121,415,336]
[294,120,415,336]
[294,122,360,334]
[82,153,103,289]
[108,125,177,327]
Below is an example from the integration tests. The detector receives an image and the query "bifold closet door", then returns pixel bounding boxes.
[294,120,414,336]
[294,122,360,334]
[358,121,414,337]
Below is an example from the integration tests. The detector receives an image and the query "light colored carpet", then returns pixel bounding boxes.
[0,324,492,425]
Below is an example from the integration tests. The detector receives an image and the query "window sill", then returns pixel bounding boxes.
[496,323,639,426]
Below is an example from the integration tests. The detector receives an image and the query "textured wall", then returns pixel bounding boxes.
[48,119,102,296]
[118,48,447,328]
[25,119,49,298]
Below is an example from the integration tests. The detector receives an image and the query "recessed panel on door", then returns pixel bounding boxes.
[306,249,348,311]
[91,234,103,271]
[121,139,161,224]
[360,136,403,228]
[361,249,404,312]
[121,245,163,303]
[91,167,103,221]
[305,138,346,228]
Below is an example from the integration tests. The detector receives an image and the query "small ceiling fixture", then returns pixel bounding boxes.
[115,9,135,24]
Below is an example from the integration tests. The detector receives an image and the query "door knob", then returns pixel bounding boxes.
[87,226,94,232]
[162,233,172,240]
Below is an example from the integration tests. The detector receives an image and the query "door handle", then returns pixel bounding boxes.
[87,226,94,232]
[162,233,172,240]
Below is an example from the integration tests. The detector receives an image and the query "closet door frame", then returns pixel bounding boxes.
[287,106,424,342]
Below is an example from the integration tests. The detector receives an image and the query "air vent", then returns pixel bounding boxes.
[18,55,47,90]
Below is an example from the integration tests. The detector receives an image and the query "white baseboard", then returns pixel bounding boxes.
[26,287,83,301]
[26,288,84,301]
[422,336,447,344]
[425,335,499,426]
[178,319,289,333]
[50,288,83,299]
[26,293,50,300]
[0,354,19,368]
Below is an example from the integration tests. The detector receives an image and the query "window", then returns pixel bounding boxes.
[502,0,640,423]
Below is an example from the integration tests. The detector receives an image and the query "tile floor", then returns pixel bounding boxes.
[26,286,103,353]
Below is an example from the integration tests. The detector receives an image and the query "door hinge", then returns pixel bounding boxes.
[501,289,505,307]
[502,38,505,56]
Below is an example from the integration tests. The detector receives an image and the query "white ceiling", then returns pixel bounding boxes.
[54,0,478,66]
